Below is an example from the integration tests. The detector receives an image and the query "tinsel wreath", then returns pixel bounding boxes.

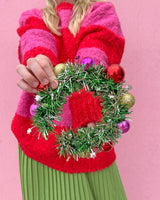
[27,61,135,161]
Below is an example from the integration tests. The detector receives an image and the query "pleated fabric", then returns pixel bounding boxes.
[18,145,127,200]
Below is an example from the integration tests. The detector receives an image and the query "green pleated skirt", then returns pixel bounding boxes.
[18,145,127,200]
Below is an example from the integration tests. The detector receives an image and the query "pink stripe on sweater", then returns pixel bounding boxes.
[56,2,124,38]
[19,9,43,26]
[58,9,73,28]
[76,47,109,68]
[53,99,72,127]
[20,29,58,61]
[16,91,35,118]
[81,2,124,38]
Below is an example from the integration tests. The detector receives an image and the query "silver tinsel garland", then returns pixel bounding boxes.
[27,62,132,160]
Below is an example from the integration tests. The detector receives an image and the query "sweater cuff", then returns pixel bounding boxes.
[68,88,103,130]
[21,46,59,67]
[76,47,109,68]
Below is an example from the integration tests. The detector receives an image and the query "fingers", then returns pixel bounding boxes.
[16,54,59,93]
[35,54,58,89]
[16,64,39,88]
[27,57,51,86]
[17,78,37,93]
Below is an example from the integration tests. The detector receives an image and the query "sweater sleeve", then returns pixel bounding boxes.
[17,8,59,66]
[69,2,125,128]
[75,2,125,68]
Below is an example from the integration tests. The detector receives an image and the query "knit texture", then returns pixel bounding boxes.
[68,88,104,131]
[11,2,125,173]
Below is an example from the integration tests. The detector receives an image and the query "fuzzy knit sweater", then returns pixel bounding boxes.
[11,2,125,173]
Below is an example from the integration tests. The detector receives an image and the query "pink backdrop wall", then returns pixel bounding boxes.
[0,0,159,199]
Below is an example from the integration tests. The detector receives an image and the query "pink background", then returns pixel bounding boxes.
[0,0,160,199]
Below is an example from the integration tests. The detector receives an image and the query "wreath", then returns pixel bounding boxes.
[27,58,135,161]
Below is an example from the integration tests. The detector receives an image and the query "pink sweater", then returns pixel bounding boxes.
[11,2,125,173]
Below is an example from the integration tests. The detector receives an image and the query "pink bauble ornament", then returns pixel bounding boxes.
[80,57,94,70]
[30,104,39,116]
[118,120,130,134]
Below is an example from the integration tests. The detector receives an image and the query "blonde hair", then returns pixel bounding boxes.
[43,0,107,37]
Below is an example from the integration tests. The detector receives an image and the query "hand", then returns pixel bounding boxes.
[16,54,58,93]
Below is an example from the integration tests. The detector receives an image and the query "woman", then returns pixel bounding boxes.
[11,0,127,199]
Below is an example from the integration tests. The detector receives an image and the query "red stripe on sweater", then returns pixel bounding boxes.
[17,17,51,37]
[22,46,59,66]
[55,2,74,11]
[18,42,22,63]
[11,112,116,173]
[77,25,125,65]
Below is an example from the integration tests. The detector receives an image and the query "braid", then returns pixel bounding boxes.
[43,0,107,37]
[43,0,61,36]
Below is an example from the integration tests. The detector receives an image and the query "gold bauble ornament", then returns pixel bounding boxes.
[120,92,135,109]
[54,63,66,76]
